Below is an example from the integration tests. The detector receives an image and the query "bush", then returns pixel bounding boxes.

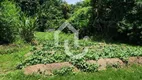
[0,0,20,43]
[20,16,36,42]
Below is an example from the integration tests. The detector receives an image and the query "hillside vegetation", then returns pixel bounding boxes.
[0,0,142,80]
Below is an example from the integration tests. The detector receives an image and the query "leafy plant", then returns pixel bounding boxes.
[53,67,73,76]
[0,0,20,43]
[20,16,37,42]
[71,59,98,72]
[18,32,142,70]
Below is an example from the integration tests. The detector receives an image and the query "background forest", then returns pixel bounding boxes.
[0,0,142,45]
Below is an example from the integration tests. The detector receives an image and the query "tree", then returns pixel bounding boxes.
[15,0,40,16]
[88,0,134,38]
[118,1,142,44]
[37,0,65,31]
[61,2,70,19]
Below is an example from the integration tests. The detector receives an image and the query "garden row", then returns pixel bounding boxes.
[16,32,142,75]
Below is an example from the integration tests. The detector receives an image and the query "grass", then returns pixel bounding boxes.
[35,31,74,42]
[0,31,142,80]
[0,44,31,74]
[0,65,142,80]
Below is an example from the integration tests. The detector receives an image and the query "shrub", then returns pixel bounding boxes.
[20,16,36,42]
[0,0,20,43]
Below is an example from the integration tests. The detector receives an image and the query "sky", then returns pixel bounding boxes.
[65,0,83,4]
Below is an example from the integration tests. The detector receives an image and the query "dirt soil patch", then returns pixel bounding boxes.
[24,62,79,75]
[24,57,142,75]
[128,57,142,64]
[87,58,124,70]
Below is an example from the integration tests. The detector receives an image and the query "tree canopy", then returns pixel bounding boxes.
[0,0,142,44]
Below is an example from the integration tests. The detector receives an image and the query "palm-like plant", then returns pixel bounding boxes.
[20,16,37,42]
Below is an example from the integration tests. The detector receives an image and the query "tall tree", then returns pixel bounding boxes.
[15,0,40,16]
[61,2,70,19]
[89,0,135,36]
[37,0,64,31]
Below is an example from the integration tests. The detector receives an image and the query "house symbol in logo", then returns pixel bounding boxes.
[54,22,88,59]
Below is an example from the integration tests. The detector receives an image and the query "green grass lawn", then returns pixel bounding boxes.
[0,65,142,80]
[0,32,142,80]
[0,44,31,74]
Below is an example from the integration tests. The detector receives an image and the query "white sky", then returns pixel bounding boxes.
[65,0,83,4]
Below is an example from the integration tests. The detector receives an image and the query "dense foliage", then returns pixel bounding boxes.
[14,0,40,16]
[0,0,141,44]
[0,0,20,43]
[89,0,142,44]
[37,0,65,31]
[68,6,91,37]
[0,0,37,43]
[118,1,142,44]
